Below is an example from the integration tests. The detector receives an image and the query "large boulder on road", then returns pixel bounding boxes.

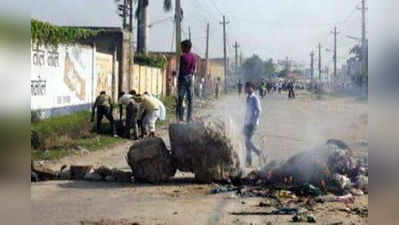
[127,137,176,183]
[169,117,243,183]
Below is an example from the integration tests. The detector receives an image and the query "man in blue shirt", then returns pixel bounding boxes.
[244,82,264,167]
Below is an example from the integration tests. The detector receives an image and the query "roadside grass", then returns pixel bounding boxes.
[31,110,126,161]
[157,95,177,127]
[32,135,124,161]
[31,96,177,161]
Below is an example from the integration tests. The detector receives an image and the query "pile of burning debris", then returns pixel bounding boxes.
[241,138,368,196]
[209,138,368,223]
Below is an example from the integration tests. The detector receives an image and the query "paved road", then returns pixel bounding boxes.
[31,91,368,225]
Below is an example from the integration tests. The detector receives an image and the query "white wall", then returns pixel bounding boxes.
[31,44,95,116]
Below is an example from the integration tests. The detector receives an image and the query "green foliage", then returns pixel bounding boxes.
[134,54,168,68]
[264,58,276,76]
[31,111,92,150]
[278,69,289,78]
[31,19,99,46]
[31,110,125,160]
[32,136,122,161]
[156,95,176,127]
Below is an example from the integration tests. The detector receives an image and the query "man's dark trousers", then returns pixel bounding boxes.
[125,104,139,139]
[97,105,116,135]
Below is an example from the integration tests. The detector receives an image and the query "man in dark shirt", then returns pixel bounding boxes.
[91,91,116,136]
[215,77,221,99]
[177,40,197,122]
[288,81,295,99]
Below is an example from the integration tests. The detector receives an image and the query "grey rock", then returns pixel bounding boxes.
[127,137,176,183]
[169,117,242,183]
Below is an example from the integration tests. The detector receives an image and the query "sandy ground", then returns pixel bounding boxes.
[31,90,368,225]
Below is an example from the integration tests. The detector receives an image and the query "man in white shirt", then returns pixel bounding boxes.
[244,82,265,167]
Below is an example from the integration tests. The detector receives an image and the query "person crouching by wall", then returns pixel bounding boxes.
[91,91,116,137]
[125,90,140,140]
[135,93,160,138]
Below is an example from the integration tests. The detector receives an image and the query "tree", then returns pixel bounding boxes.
[264,58,275,77]
[278,69,289,78]
[136,0,172,54]
[350,44,362,61]
[115,0,173,55]
[240,54,265,82]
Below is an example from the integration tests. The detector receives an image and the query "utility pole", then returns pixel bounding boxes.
[118,0,128,29]
[205,23,210,77]
[233,41,240,75]
[220,16,230,94]
[128,0,133,31]
[188,26,191,41]
[331,27,339,79]
[310,51,314,83]
[325,66,330,87]
[175,0,182,76]
[318,43,322,83]
[359,0,367,80]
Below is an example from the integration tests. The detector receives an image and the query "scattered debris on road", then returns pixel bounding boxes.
[80,219,140,225]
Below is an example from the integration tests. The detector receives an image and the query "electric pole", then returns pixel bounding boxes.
[175,0,182,76]
[310,51,314,83]
[118,0,128,29]
[233,41,240,75]
[359,0,367,79]
[188,26,191,41]
[205,23,210,77]
[318,43,322,83]
[325,66,330,86]
[332,27,339,78]
[331,27,339,87]
[128,0,133,31]
[220,16,230,94]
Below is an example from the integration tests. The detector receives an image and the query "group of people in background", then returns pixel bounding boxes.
[237,79,296,99]
[91,90,166,140]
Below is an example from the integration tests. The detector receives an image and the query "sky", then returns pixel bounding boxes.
[31,0,365,68]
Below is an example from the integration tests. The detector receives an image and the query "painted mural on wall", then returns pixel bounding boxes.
[64,52,87,101]
[31,44,94,111]
[95,53,116,97]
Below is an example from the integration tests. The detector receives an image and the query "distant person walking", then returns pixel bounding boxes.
[288,81,296,99]
[199,77,205,100]
[177,40,197,122]
[278,82,282,94]
[244,82,265,167]
[215,77,221,99]
[238,79,243,96]
[91,91,116,137]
